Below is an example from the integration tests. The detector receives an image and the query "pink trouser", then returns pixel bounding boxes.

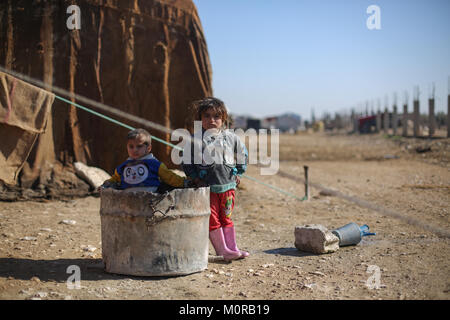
[209,189,235,231]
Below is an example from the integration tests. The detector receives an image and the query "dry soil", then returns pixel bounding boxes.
[0,132,449,300]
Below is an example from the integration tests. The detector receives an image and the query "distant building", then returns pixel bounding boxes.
[276,113,301,132]
[262,116,278,129]
[246,118,261,130]
[262,113,301,132]
[231,115,247,129]
[230,112,302,132]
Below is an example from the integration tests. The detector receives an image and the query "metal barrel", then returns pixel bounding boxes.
[100,187,210,276]
[332,222,362,247]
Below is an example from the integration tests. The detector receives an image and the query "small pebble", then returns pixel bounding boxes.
[59,220,76,225]
[19,288,33,295]
[304,283,316,289]
[21,236,37,241]
[34,292,48,298]
[82,245,97,252]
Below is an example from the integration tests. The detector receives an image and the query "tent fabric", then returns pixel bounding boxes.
[0,71,54,133]
[0,0,212,194]
[0,71,54,185]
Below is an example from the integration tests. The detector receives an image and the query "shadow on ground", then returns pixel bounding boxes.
[0,258,182,282]
[263,247,318,257]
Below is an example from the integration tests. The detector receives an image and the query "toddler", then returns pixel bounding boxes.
[100,128,187,192]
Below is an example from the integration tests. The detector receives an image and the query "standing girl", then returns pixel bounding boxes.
[183,97,249,261]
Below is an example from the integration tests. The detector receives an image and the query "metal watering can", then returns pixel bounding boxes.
[332,223,376,247]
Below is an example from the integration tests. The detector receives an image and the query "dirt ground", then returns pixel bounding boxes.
[0,131,449,300]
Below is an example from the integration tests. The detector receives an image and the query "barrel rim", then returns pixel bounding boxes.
[99,186,211,218]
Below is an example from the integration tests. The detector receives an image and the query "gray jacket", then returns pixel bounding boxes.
[182,129,248,193]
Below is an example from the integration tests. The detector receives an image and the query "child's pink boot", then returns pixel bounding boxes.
[223,226,249,258]
[209,228,241,261]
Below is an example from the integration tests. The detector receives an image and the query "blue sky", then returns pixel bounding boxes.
[193,0,450,120]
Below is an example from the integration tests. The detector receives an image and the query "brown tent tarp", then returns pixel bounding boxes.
[0,0,212,198]
[0,71,54,185]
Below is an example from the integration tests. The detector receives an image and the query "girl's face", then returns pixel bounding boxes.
[201,109,223,130]
[127,137,151,160]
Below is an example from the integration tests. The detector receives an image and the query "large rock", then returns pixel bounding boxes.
[294,224,339,254]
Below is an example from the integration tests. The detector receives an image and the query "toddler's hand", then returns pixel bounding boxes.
[184,178,195,188]
[193,178,207,188]
[98,180,117,191]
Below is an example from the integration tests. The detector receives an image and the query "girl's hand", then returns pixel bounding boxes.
[235,176,241,186]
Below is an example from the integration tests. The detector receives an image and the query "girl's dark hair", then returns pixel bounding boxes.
[192,97,228,126]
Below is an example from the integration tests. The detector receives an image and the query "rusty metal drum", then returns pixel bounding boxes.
[100,187,210,276]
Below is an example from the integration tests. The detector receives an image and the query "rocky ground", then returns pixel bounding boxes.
[0,131,449,300]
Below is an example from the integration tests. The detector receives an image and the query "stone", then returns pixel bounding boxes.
[74,162,111,189]
[304,283,316,290]
[34,292,48,298]
[59,220,76,225]
[19,288,34,295]
[21,236,37,241]
[294,224,339,254]
[82,245,97,252]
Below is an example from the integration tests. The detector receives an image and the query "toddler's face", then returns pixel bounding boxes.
[127,137,151,160]
[201,109,223,130]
